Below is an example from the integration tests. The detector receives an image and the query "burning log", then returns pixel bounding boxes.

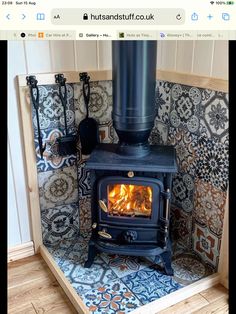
[108,184,152,217]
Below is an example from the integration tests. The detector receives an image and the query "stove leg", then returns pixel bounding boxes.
[160,250,174,276]
[84,241,97,268]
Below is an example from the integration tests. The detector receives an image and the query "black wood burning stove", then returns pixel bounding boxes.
[84,41,177,275]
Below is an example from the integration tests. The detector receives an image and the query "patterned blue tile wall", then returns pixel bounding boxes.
[153,81,228,270]
[30,83,79,247]
[29,79,228,271]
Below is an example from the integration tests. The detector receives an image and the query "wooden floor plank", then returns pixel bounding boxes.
[8,254,76,314]
[8,276,61,310]
[31,291,77,314]
[199,283,228,303]
[8,303,37,314]
[8,254,42,268]
[8,255,50,289]
[192,295,228,313]
[158,293,209,314]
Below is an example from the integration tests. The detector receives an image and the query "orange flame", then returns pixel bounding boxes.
[108,184,152,217]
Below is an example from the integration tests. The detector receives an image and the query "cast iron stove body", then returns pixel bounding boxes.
[85,144,177,275]
[84,41,177,275]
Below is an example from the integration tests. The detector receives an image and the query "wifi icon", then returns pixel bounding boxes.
[210,1,214,4]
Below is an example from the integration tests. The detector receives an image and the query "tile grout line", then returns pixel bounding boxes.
[119,275,145,306]
[31,302,38,314]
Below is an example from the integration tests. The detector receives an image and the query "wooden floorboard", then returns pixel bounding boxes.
[158,293,209,314]
[192,295,229,314]
[158,283,228,314]
[199,283,228,303]
[8,255,50,289]
[8,254,76,313]
[8,254,228,314]
[8,303,37,314]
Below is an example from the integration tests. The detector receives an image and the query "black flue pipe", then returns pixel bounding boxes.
[112,40,157,157]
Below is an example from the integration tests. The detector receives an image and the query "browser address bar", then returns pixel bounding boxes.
[51,8,185,25]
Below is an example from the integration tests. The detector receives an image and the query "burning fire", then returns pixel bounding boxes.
[108,184,152,217]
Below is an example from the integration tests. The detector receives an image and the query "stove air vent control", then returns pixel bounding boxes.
[122,230,138,243]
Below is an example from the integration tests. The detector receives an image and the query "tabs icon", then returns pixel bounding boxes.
[222,13,230,21]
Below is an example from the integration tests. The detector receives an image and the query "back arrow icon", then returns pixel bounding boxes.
[6,14,10,20]
[22,14,26,19]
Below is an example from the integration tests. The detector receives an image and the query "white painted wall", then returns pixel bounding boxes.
[7,40,228,248]
[8,41,32,248]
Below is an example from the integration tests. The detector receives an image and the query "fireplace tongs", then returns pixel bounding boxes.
[26,75,46,159]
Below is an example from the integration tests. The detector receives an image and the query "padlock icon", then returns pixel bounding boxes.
[83,13,88,20]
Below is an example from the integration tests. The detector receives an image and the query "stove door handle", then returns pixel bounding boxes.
[99,200,108,213]
[98,230,112,239]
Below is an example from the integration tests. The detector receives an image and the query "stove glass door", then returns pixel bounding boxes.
[98,176,164,225]
[107,184,152,218]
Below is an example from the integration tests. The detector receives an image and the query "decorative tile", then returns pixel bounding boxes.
[169,84,201,134]
[79,196,92,230]
[155,80,173,124]
[193,179,227,237]
[34,128,77,172]
[172,172,194,213]
[192,222,220,269]
[48,233,91,267]
[57,237,80,251]
[78,162,91,197]
[200,91,228,144]
[49,247,69,265]
[82,280,141,313]
[99,120,119,144]
[149,120,169,145]
[172,253,209,285]
[196,136,228,192]
[76,143,90,166]
[38,165,78,210]
[60,254,118,296]
[172,241,190,259]
[170,206,192,248]
[30,84,75,132]
[44,240,61,252]
[111,125,119,144]
[41,203,79,246]
[64,236,90,259]
[74,81,112,125]
[100,254,153,278]
[168,127,198,175]
[200,88,216,105]
[122,267,182,305]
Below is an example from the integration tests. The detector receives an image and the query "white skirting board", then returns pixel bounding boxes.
[8,241,35,263]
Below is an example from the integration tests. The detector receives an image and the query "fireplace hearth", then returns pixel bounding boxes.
[84,41,177,275]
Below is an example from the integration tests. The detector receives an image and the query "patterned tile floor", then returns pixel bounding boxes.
[46,232,213,314]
